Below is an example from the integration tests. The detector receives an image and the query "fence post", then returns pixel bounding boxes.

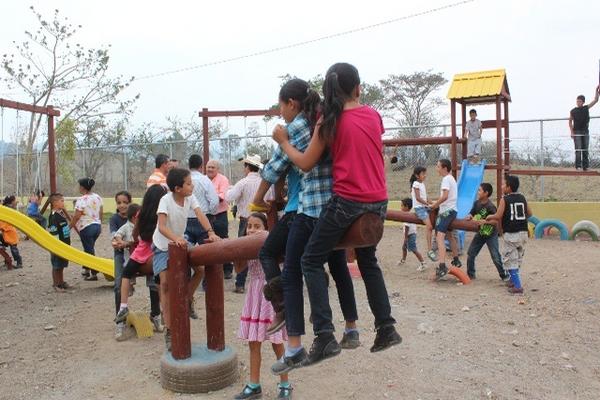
[169,142,173,160]
[539,120,544,201]
[123,146,128,192]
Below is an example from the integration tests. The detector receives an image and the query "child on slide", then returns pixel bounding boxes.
[234,212,292,400]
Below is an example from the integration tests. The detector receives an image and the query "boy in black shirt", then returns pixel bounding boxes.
[486,176,532,294]
[465,183,507,280]
[48,193,71,292]
[569,86,599,171]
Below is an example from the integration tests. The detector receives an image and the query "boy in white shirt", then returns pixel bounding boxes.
[152,168,220,351]
[397,198,426,271]
[429,159,462,279]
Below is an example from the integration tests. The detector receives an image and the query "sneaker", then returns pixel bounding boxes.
[416,262,427,272]
[304,333,341,367]
[271,347,308,375]
[224,271,233,280]
[189,298,198,320]
[396,259,406,266]
[84,275,98,281]
[339,330,361,349]
[451,258,462,268]
[266,310,285,336]
[370,325,402,353]
[468,273,476,280]
[508,286,524,294]
[151,315,164,333]
[500,272,510,282]
[115,322,127,341]
[277,383,293,399]
[81,270,90,277]
[58,282,72,290]
[427,250,437,262]
[14,263,23,269]
[165,329,172,351]
[234,384,262,400]
[234,286,245,294]
[435,264,448,280]
[114,306,129,323]
[53,285,66,293]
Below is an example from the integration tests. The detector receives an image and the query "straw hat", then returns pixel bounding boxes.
[239,154,264,170]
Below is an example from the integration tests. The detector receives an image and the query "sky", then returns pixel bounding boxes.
[1,0,599,136]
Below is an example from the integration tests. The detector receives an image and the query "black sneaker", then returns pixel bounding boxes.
[271,347,307,375]
[114,307,129,323]
[370,325,402,353]
[234,384,262,400]
[339,330,360,349]
[304,333,341,367]
[224,271,233,280]
[84,275,98,281]
[451,258,462,268]
[14,263,23,269]
[435,264,448,280]
[277,383,293,399]
[468,272,476,280]
[81,269,90,278]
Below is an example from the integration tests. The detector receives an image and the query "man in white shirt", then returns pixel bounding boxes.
[429,159,461,279]
[225,154,264,293]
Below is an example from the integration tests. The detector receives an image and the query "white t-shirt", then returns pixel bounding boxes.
[404,222,417,235]
[152,193,200,251]
[411,181,428,208]
[439,174,458,213]
[466,119,482,139]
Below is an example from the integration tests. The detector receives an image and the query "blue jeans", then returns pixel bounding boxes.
[79,223,101,275]
[185,218,208,245]
[302,195,396,335]
[235,218,249,288]
[284,213,358,336]
[208,212,233,276]
[466,232,505,278]
[259,212,296,282]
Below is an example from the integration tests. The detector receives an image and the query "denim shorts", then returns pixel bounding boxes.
[51,254,68,270]
[414,206,431,221]
[403,233,417,252]
[152,246,169,276]
[436,209,457,233]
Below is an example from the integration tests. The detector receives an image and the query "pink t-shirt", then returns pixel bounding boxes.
[330,105,387,202]
[130,240,153,264]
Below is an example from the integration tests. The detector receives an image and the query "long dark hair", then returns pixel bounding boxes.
[135,184,167,242]
[279,78,321,132]
[410,166,427,188]
[247,212,268,232]
[319,63,360,144]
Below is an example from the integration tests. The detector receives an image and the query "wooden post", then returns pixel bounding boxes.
[205,264,225,351]
[47,107,57,194]
[461,102,467,161]
[202,108,209,174]
[495,97,503,204]
[450,100,458,178]
[503,98,510,172]
[168,243,191,359]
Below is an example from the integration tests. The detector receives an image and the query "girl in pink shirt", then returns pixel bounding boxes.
[272,63,400,371]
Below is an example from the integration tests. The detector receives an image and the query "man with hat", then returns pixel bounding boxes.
[226,154,268,293]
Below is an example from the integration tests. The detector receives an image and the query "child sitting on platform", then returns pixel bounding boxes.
[235,212,292,400]
[397,198,426,271]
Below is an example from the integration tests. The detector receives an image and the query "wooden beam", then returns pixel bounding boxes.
[386,210,496,231]
[198,109,280,118]
[510,169,600,177]
[0,98,60,116]
[383,137,466,147]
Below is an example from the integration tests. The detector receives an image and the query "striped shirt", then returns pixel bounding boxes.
[188,170,219,217]
[146,169,167,188]
[226,172,263,219]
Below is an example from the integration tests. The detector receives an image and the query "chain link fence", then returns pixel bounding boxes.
[1,116,598,201]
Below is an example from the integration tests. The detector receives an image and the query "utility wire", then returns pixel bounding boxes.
[134,0,476,81]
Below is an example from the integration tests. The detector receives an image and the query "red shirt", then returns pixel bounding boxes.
[331,105,387,202]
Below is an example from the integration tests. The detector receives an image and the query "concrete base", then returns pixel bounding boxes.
[160,344,238,393]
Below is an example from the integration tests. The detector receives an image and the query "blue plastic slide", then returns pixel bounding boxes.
[454,159,487,250]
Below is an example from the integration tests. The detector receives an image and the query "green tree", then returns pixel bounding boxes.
[1,6,138,191]
[55,118,77,185]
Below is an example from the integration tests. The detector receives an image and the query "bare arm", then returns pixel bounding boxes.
[273,124,326,172]
[486,198,506,222]
[569,114,574,138]
[157,213,187,247]
[587,86,600,109]
[69,209,82,229]
[251,179,273,209]
[430,190,449,210]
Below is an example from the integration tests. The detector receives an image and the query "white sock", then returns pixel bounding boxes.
[119,303,128,311]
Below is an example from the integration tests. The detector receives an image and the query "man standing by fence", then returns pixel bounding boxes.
[146,154,171,187]
[569,86,599,171]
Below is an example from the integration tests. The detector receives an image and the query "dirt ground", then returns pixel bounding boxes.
[1,222,599,400]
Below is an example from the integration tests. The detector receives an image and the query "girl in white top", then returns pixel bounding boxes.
[410,167,436,261]
[70,177,104,280]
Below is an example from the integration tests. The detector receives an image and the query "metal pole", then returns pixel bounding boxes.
[540,120,544,200]
[15,111,19,201]
[227,137,232,182]
[202,108,209,174]
[169,142,173,159]
[47,108,57,194]
[123,146,128,192]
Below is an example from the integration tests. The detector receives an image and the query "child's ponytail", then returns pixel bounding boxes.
[279,78,322,132]
[303,89,321,133]
[319,63,361,145]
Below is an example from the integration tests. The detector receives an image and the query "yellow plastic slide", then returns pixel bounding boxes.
[0,205,114,278]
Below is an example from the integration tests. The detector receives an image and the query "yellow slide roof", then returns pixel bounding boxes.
[447,69,509,101]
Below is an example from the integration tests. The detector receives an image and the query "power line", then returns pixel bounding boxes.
[134,0,476,82]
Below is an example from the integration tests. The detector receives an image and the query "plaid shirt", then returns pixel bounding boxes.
[298,152,334,219]
[261,114,311,184]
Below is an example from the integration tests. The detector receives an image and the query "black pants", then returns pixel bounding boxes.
[208,212,233,275]
[574,130,589,169]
